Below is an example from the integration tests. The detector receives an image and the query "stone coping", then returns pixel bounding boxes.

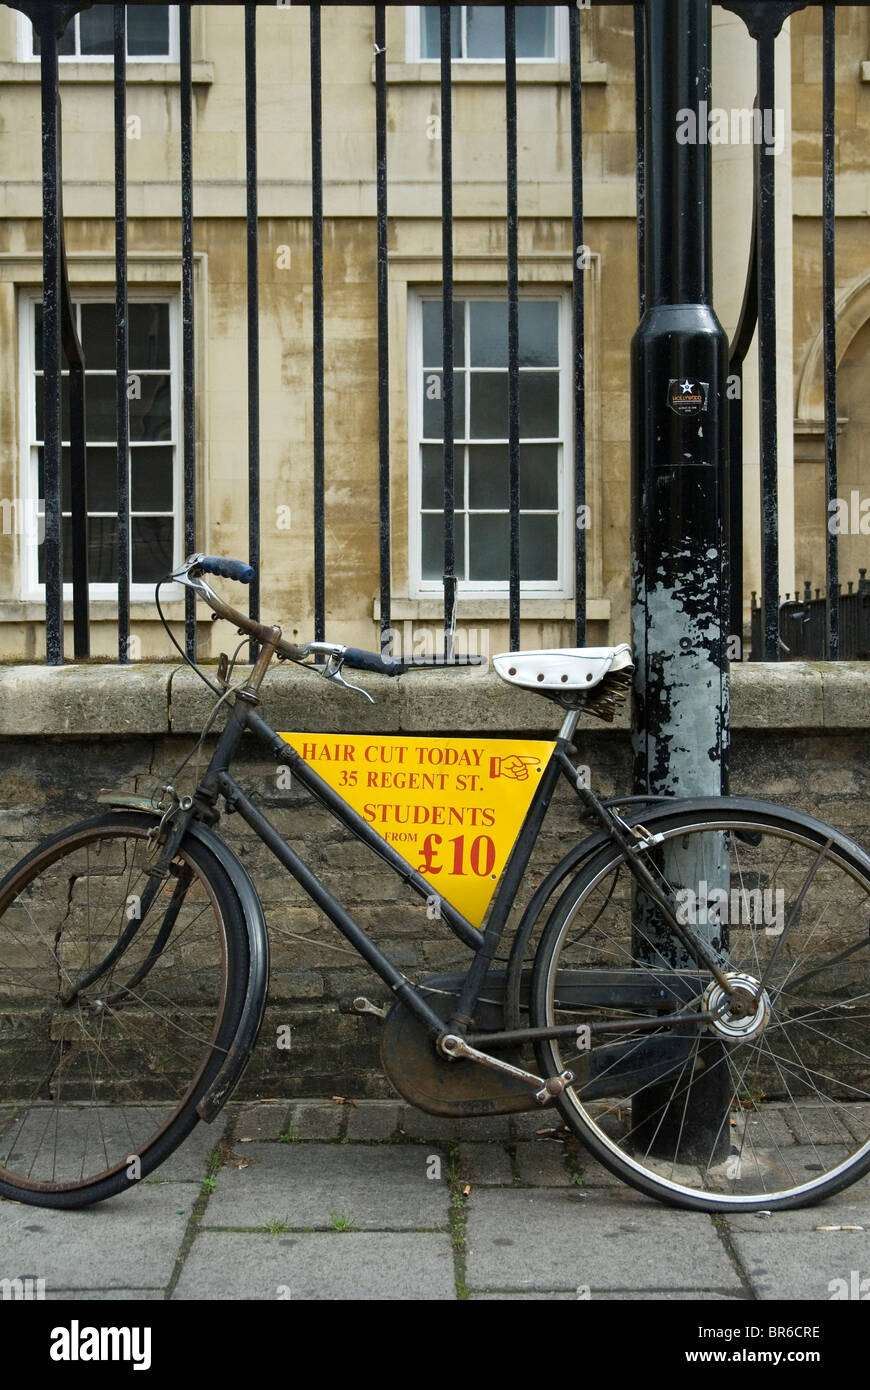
[0,660,863,737]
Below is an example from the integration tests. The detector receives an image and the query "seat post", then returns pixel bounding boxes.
[558,708,580,743]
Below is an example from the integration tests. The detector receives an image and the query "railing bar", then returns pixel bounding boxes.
[311,3,325,644]
[39,18,63,665]
[245,2,260,661]
[180,3,196,662]
[440,4,456,660]
[375,4,391,657]
[756,32,779,661]
[372,5,389,656]
[633,3,646,319]
[823,2,838,660]
[505,4,520,653]
[568,3,585,647]
[114,2,130,663]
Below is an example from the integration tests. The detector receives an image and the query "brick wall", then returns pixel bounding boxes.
[1,661,869,1098]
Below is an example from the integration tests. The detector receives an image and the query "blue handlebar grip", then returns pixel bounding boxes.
[198,556,255,584]
[342,647,405,676]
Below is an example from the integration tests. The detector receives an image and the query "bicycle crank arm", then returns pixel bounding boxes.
[439,1033,574,1104]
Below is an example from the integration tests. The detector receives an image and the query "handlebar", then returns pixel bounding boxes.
[169,554,485,680]
[198,555,255,584]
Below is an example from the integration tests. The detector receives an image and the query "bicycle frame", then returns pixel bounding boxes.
[188,697,584,1041]
[180,686,735,1056]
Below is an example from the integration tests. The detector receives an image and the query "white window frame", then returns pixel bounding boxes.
[18,288,182,602]
[17,6,179,63]
[405,5,567,64]
[408,286,573,602]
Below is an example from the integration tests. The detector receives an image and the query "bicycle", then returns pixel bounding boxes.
[2,552,870,1214]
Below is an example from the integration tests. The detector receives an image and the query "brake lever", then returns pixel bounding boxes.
[321,654,374,703]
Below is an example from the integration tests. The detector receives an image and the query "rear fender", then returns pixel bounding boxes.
[505,793,869,1030]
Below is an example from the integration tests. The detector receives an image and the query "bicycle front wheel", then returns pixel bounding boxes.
[531,804,870,1211]
[0,812,248,1207]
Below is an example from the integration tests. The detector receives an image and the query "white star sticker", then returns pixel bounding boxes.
[680,380,694,394]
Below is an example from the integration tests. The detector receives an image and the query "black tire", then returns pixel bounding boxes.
[530,803,870,1212]
[0,812,248,1208]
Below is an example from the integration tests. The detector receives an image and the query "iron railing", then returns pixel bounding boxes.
[3,1,861,666]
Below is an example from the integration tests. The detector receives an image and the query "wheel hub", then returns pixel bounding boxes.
[704,972,770,1040]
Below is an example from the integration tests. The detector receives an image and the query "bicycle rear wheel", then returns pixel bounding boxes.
[531,804,870,1211]
[0,812,248,1207]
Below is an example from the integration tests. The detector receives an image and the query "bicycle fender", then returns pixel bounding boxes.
[185,821,270,1122]
[97,797,269,1122]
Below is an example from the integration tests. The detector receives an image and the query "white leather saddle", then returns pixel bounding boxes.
[493,645,634,720]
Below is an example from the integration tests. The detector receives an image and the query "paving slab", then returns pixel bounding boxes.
[173,1230,456,1300]
[202,1143,450,1229]
[514,1140,572,1186]
[345,1102,401,1142]
[729,1230,870,1300]
[145,1114,229,1182]
[725,1188,870,1234]
[458,1143,513,1186]
[465,1188,743,1292]
[0,1182,199,1290]
[395,1110,459,1142]
[234,1102,293,1142]
[285,1102,345,1140]
[468,1289,744,1300]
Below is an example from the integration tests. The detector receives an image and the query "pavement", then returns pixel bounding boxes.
[2,1098,870,1302]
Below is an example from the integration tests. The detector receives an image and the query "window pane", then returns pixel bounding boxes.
[422,372,465,439]
[519,301,558,366]
[520,444,558,509]
[520,373,559,437]
[422,512,466,581]
[465,7,505,59]
[420,6,462,59]
[79,303,117,369]
[130,304,170,370]
[39,517,118,585]
[39,446,119,513]
[516,6,555,59]
[130,374,172,442]
[422,300,465,369]
[468,513,508,581]
[132,516,174,581]
[84,377,117,442]
[520,514,559,580]
[422,444,465,509]
[127,4,170,57]
[78,6,114,56]
[469,302,507,368]
[467,444,558,509]
[132,447,174,511]
[35,374,71,442]
[85,447,118,512]
[470,372,506,438]
[468,445,507,509]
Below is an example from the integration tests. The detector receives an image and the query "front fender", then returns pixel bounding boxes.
[98,794,269,1121]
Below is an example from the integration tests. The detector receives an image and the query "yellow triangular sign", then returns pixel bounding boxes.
[278,733,556,928]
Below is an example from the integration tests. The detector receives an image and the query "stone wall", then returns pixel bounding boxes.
[1,660,869,1098]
